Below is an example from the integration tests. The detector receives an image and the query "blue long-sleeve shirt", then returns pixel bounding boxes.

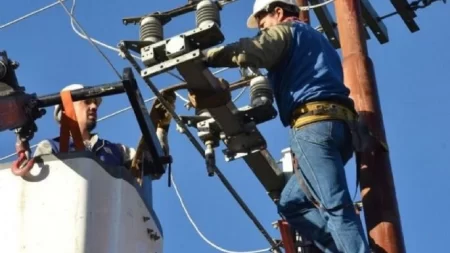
[205,20,354,126]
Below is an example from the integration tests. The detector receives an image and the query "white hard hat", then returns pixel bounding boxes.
[247,0,298,29]
[54,84,102,123]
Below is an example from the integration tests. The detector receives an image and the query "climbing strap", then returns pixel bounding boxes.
[291,152,354,212]
[59,90,85,152]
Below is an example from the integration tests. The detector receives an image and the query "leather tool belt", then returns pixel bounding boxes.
[290,101,374,152]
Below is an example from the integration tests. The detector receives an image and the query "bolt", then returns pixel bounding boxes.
[147,228,161,241]
[150,233,161,241]
[271,221,279,229]
[10,61,19,69]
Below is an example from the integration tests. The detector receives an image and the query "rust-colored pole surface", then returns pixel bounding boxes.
[296,0,310,24]
[334,1,406,253]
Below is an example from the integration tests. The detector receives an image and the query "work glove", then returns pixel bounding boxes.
[201,47,225,68]
[201,49,211,67]
[156,127,170,156]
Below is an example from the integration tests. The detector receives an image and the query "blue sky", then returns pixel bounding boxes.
[1,1,449,252]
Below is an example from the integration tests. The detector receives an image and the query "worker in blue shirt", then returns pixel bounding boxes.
[204,0,370,252]
[33,84,136,167]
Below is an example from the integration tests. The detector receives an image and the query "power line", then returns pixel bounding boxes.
[0,96,157,161]
[120,45,281,250]
[63,0,279,250]
[0,1,65,30]
[0,84,246,161]
[171,173,273,253]
[63,0,190,103]
[62,0,234,104]
[299,0,335,11]
[0,1,271,252]
[57,0,122,79]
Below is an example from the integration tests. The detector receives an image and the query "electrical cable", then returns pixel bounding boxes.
[64,0,188,95]
[58,0,123,79]
[0,0,442,251]
[298,0,335,10]
[0,78,267,252]
[0,1,66,30]
[118,47,281,252]
[63,0,233,104]
[0,78,264,251]
[0,78,249,161]
[0,1,275,251]
[0,0,334,101]
[171,173,272,253]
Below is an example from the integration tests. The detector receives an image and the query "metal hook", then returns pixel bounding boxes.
[11,150,35,176]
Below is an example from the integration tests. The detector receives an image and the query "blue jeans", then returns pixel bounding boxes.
[277,120,370,253]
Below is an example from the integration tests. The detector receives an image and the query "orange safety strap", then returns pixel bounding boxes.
[59,90,85,152]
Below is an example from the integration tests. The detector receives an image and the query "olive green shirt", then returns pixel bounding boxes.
[205,22,294,71]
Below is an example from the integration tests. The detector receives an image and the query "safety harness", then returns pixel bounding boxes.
[11,90,86,176]
[59,89,85,152]
[289,101,388,213]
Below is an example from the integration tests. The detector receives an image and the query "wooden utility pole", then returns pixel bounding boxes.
[334,0,406,252]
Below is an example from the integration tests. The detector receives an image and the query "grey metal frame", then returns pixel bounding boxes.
[136,15,285,200]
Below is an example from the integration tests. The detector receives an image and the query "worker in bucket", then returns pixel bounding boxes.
[203,0,370,252]
[33,84,136,167]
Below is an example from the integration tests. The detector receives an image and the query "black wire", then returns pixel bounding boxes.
[118,45,282,253]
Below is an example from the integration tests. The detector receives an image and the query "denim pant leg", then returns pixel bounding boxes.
[280,120,370,253]
[278,174,339,253]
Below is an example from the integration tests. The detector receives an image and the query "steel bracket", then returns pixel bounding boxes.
[390,0,420,32]
[235,103,277,126]
[176,67,284,198]
[361,0,389,44]
[308,0,340,48]
[135,17,285,198]
[122,68,169,176]
[139,22,224,70]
